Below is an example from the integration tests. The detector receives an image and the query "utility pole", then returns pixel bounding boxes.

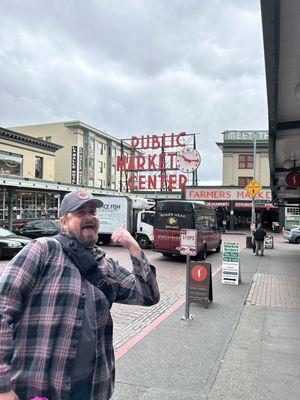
[251,138,257,233]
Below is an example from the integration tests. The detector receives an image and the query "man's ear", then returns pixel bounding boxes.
[60,215,67,230]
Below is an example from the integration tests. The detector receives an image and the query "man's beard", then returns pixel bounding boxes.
[78,234,98,248]
[67,229,98,248]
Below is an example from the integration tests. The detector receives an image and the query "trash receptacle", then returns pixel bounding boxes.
[246,236,253,248]
[265,235,274,249]
[272,222,280,233]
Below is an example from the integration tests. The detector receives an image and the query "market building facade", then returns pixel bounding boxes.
[187,130,280,230]
[0,127,63,222]
[0,122,133,229]
[9,121,131,191]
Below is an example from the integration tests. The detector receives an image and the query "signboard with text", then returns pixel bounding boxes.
[223,131,268,141]
[78,147,83,185]
[71,146,78,184]
[117,132,200,191]
[180,229,197,256]
[222,242,240,285]
[186,187,271,201]
[189,261,213,304]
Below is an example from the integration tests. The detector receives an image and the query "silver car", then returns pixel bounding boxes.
[283,227,300,244]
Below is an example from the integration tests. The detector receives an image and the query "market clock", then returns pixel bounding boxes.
[176,148,201,173]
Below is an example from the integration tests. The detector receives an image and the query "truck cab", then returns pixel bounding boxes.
[135,210,155,249]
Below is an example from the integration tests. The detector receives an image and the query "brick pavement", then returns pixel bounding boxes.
[112,283,185,348]
[246,273,300,308]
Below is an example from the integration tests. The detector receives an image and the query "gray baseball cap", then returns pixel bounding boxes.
[60,190,103,216]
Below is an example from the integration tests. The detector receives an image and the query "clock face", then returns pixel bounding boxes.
[176,148,201,173]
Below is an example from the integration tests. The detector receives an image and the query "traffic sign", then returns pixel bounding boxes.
[180,229,197,256]
[245,179,262,197]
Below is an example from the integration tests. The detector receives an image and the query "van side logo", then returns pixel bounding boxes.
[167,217,177,225]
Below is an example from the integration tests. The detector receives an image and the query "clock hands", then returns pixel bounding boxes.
[182,155,199,163]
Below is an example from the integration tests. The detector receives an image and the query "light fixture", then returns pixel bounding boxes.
[283,159,295,169]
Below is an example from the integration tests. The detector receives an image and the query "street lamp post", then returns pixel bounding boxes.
[251,138,257,233]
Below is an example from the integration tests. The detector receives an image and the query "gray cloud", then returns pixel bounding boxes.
[0,0,267,183]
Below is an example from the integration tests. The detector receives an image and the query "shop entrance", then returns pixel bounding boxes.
[260,207,279,229]
[234,204,278,230]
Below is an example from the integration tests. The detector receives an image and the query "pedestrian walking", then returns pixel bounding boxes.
[0,190,160,400]
[253,223,267,256]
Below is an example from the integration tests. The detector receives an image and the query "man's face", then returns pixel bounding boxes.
[60,202,100,247]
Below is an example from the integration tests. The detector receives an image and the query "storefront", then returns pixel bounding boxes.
[186,186,278,230]
[0,176,121,230]
[0,189,60,222]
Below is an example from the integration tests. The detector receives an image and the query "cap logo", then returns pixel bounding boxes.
[76,191,90,200]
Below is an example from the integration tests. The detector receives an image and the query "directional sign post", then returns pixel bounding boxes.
[180,229,197,320]
[246,178,262,235]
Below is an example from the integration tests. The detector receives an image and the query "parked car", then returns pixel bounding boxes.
[14,219,60,239]
[283,226,300,244]
[0,227,32,260]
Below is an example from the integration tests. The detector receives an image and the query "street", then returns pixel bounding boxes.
[0,233,247,351]
[0,232,246,349]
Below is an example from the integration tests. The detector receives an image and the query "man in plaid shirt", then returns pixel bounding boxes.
[0,190,160,400]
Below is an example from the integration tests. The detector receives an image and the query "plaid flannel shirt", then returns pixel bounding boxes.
[0,237,159,400]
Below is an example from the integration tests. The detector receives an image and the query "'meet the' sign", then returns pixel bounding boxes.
[223,131,268,141]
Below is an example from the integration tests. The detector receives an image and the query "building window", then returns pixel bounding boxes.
[97,143,104,156]
[88,159,94,178]
[35,156,43,178]
[238,154,253,169]
[110,146,116,162]
[88,138,95,157]
[97,161,103,173]
[0,151,23,176]
[111,165,116,179]
[238,177,252,186]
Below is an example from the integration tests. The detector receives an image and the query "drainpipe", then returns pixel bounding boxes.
[7,187,15,231]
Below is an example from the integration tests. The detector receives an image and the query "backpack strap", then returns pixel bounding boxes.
[54,234,115,302]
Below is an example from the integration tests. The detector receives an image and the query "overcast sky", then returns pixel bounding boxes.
[0,0,267,184]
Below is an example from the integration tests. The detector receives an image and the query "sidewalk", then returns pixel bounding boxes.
[112,236,300,400]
